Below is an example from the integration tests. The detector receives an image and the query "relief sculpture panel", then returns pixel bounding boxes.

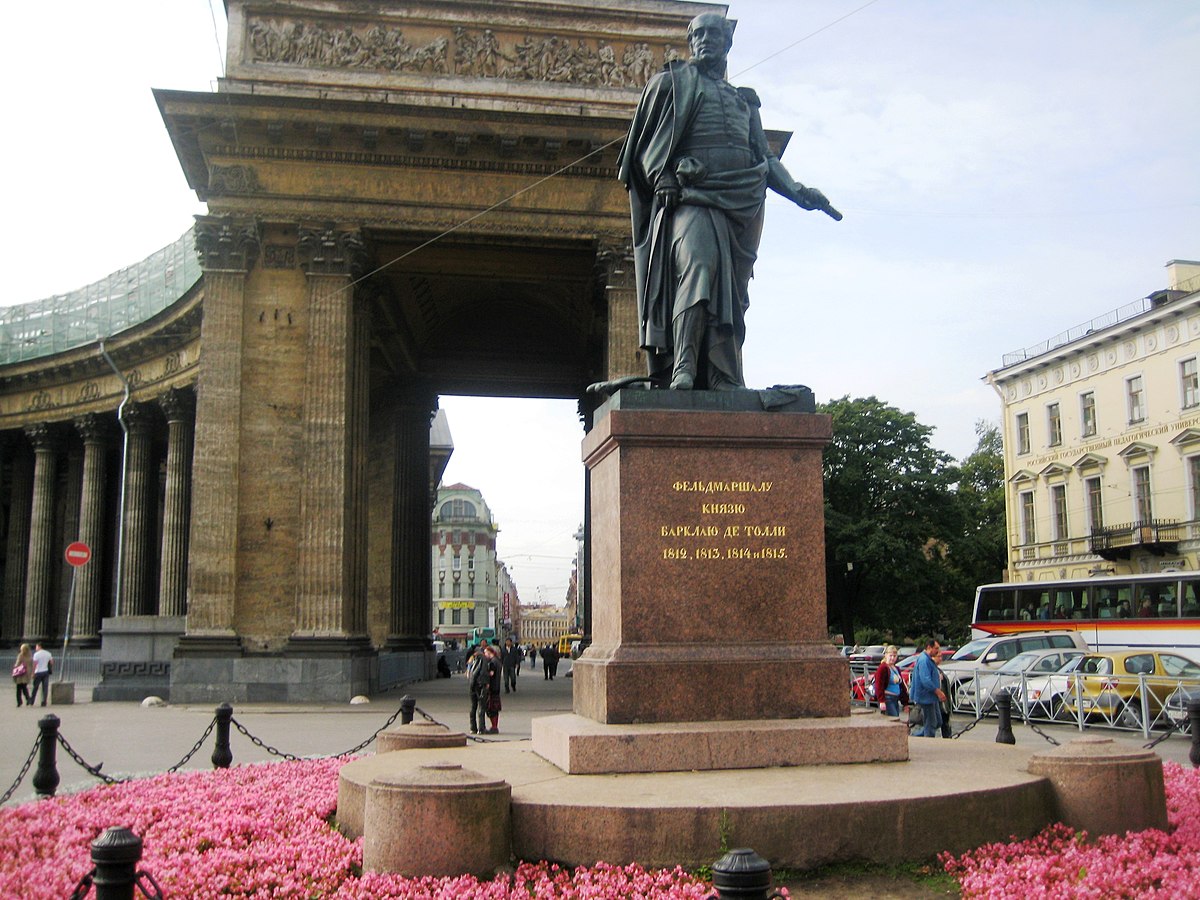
[246,16,683,89]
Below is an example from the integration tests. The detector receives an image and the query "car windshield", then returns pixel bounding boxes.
[997,652,1043,673]
[951,639,991,661]
[1079,656,1113,676]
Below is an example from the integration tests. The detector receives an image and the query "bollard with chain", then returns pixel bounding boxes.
[69,826,164,900]
[32,714,61,798]
[707,848,785,899]
[211,703,234,769]
[995,693,1016,745]
[400,695,416,725]
[1189,698,1200,770]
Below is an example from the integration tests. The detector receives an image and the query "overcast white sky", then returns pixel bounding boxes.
[2,1,1197,603]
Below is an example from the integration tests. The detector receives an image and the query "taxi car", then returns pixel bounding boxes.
[1063,649,1200,730]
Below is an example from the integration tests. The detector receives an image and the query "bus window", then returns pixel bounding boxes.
[1183,583,1200,618]
[1092,583,1131,619]
[1014,587,1050,621]
[1046,588,1088,620]
[1133,583,1178,618]
[977,588,1016,621]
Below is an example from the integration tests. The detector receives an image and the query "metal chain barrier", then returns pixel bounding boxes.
[56,733,127,785]
[0,734,41,805]
[1143,728,1177,751]
[229,718,302,761]
[1015,710,1061,746]
[166,715,220,773]
[949,716,983,739]
[326,704,409,757]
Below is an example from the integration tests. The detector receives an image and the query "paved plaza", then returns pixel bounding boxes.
[3,657,1194,808]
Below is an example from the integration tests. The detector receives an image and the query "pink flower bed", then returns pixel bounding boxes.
[0,757,719,898]
[943,762,1200,899]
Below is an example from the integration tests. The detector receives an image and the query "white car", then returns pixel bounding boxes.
[955,648,1085,714]
[1011,654,1087,719]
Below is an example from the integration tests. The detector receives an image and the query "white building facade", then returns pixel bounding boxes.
[985,261,1200,582]
[431,483,500,644]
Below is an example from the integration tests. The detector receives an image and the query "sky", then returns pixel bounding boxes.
[3,1,1197,605]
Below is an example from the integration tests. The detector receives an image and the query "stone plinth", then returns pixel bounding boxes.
[1026,736,1167,837]
[362,763,511,878]
[376,721,466,754]
[570,390,845,725]
[533,711,908,774]
[93,615,185,702]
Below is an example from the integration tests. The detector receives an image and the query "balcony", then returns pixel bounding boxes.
[1088,520,1181,561]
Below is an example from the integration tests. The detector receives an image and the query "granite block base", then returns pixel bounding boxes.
[532,711,908,774]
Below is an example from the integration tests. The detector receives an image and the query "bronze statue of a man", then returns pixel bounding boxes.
[617,13,838,391]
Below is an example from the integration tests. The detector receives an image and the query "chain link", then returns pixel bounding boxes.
[949,716,982,740]
[56,733,127,785]
[166,716,219,773]
[230,718,301,761]
[1143,727,1177,751]
[326,704,409,757]
[0,733,41,805]
[68,870,94,900]
[135,868,166,899]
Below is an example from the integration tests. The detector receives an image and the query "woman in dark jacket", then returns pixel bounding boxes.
[873,645,909,718]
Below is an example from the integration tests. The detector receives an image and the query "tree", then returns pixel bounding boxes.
[820,396,961,644]
[945,420,1008,605]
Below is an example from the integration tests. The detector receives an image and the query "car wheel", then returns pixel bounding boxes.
[1118,700,1144,730]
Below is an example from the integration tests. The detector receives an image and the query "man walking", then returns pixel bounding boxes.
[909,639,945,738]
[29,643,53,707]
[501,638,521,693]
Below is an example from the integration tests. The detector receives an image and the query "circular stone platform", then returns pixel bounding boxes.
[339,736,1056,870]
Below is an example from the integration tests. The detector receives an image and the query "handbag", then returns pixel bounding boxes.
[11,662,26,679]
[906,704,923,727]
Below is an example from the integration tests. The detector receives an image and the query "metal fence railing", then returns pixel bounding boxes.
[53,651,101,688]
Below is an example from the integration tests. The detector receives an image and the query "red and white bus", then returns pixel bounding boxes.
[972,572,1200,658]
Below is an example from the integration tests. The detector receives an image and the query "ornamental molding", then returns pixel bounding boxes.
[296,226,370,278]
[194,217,263,273]
[244,15,682,90]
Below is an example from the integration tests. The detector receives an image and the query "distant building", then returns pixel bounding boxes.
[431,483,501,644]
[520,605,572,646]
[985,260,1200,581]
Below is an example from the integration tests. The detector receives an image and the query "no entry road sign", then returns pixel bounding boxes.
[65,541,92,567]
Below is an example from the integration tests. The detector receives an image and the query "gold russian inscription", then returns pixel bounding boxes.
[702,502,746,514]
[672,480,773,493]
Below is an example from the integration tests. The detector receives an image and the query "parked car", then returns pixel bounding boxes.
[1063,649,1200,730]
[1163,683,1200,732]
[955,648,1086,713]
[1011,654,1086,719]
[940,631,1089,704]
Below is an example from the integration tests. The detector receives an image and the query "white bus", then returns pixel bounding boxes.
[972,572,1200,657]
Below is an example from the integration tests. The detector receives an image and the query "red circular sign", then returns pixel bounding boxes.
[65,541,92,567]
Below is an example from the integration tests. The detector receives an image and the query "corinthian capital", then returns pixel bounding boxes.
[158,387,196,424]
[297,226,370,278]
[194,216,262,273]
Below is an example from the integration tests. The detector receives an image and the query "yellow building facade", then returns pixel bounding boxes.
[986,260,1200,581]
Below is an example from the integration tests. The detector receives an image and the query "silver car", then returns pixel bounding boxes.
[956,648,1086,714]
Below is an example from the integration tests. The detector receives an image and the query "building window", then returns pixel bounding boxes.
[1080,392,1096,438]
[1085,476,1103,533]
[1127,376,1145,424]
[452,582,461,598]
[1020,490,1036,545]
[451,608,461,625]
[1047,403,1062,447]
[467,556,475,571]
[1051,484,1068,541]
[1016,412,1030,455]
[452,554,461,571]
[1183,359,1199,409]
[469,582,475,598]
[437,608,445,625]
[468,531,476,546]
[438,583,444,598]
[467,607,475,625]
[1132,466,1152,524]
[1190,456,1200,519]
[440,499,477,519]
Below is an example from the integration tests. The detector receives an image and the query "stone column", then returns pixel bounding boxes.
[22,423,61,643]
[291,226,371,645]
[388,387,436,650]
[0,439,32,642]
[596,239,640,381]
[182,217,259,645]
[72,414,110,643]
[119,402,156,616]
[158,388,195,617]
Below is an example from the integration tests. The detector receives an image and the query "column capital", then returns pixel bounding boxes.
[159,386,196,424]
[297,225,370,278]
[194,216,262,273]
[119,401,156,434]
[23,422,61,453]
[74,413,112,445]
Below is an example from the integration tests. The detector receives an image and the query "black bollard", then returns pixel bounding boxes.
[400,695,416,725]
[211,703,234,769]
[32,714,61,798]
[995,693,1016,745]
[90,826,144,900]
[709,848,782,899]
[1188,698,1200,770]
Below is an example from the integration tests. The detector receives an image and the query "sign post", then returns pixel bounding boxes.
[59,542,92,692]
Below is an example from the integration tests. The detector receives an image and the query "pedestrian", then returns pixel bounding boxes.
[482,644,502,733]
[873,645,908,718]
[466,642,487,734]
[908,639,944,738]
[12,644,34,708]
[542,643,556,680]
[501,638,520,693]
[934,646,953,739]
[29,643,53,707]
[528,644,537,667]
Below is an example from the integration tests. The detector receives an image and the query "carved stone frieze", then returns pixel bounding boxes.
[297,227,370,278]
[245,16,684,89]
[208,164,262,195]
[194,217,262,273]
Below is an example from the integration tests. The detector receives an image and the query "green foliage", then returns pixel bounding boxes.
[820,399,1006,643]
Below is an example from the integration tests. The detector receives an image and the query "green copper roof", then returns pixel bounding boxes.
[0,229,199,365]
